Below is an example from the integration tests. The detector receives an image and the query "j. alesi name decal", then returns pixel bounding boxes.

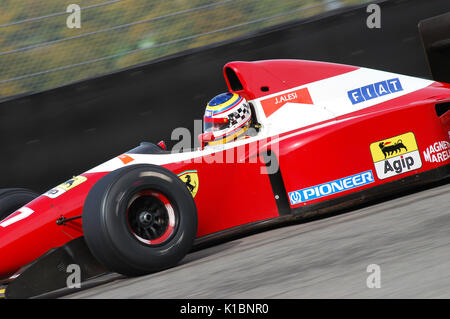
[289,170,374,205]
[423,140,450,163]
[347,78,403,105]
[369,132,422,180]
[260,87,313,117]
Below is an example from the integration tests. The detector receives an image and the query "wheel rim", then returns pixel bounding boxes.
[126,190,176,245]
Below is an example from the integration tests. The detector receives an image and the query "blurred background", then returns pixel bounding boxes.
[0,0,370,98]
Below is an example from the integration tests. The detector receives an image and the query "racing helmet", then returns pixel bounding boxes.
[200,92,252,146]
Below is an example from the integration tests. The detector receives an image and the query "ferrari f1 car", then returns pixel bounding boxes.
[1,59,449,298]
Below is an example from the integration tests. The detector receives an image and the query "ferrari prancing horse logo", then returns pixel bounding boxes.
[177,170,199,198]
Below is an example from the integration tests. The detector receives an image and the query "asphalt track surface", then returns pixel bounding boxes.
[66,181,450,299]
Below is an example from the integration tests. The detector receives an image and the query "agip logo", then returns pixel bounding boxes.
[177,170,199,198]
[369,132,422,180]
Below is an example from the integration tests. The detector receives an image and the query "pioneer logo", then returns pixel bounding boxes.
[289,170,374,205]
[370,132,422,179]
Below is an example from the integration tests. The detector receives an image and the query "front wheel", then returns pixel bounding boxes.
[0,188,39,221]
[82,164,198,276]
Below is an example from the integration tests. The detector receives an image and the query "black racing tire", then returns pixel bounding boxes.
[82,164,198,276]
[0,188,39,221]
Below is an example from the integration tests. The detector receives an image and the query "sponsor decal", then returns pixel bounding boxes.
[422,140,450,163]
[58,176,87,191]
[45,176,88,199]
[177,170,199,198]
[0,207,34,227]
[369,132,422,180]
[45,187,66,199]
[118,154,134,165]
[260,87,313,117]
[347,78,403,105]
[289,170,374,205]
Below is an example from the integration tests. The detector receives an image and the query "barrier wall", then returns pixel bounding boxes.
[1,0,449,192]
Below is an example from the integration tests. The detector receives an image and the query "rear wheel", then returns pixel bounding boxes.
[82,164,198,276]
[0,188,39,221]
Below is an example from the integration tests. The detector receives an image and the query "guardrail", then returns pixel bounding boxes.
[0,0,366,97]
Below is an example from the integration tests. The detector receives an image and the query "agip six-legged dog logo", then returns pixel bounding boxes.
[378,140,408,158]
[370,132,422,180]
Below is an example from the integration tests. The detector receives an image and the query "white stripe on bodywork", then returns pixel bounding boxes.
[87,67,434,174]
[0,207,34,227]
[308,67,433,116]
[250,67,433,133]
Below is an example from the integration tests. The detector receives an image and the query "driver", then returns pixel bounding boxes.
[199,92,253,147]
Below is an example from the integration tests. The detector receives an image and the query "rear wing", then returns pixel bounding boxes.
[419,12,450,84]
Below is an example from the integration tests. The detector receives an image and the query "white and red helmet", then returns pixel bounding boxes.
[199,92,252,146]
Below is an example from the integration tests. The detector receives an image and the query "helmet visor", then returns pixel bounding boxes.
[203,117,229,132]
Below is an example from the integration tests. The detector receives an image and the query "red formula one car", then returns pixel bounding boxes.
[1,59,449,297]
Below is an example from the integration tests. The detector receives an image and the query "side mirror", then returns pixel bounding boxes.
[156,140,166,150]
